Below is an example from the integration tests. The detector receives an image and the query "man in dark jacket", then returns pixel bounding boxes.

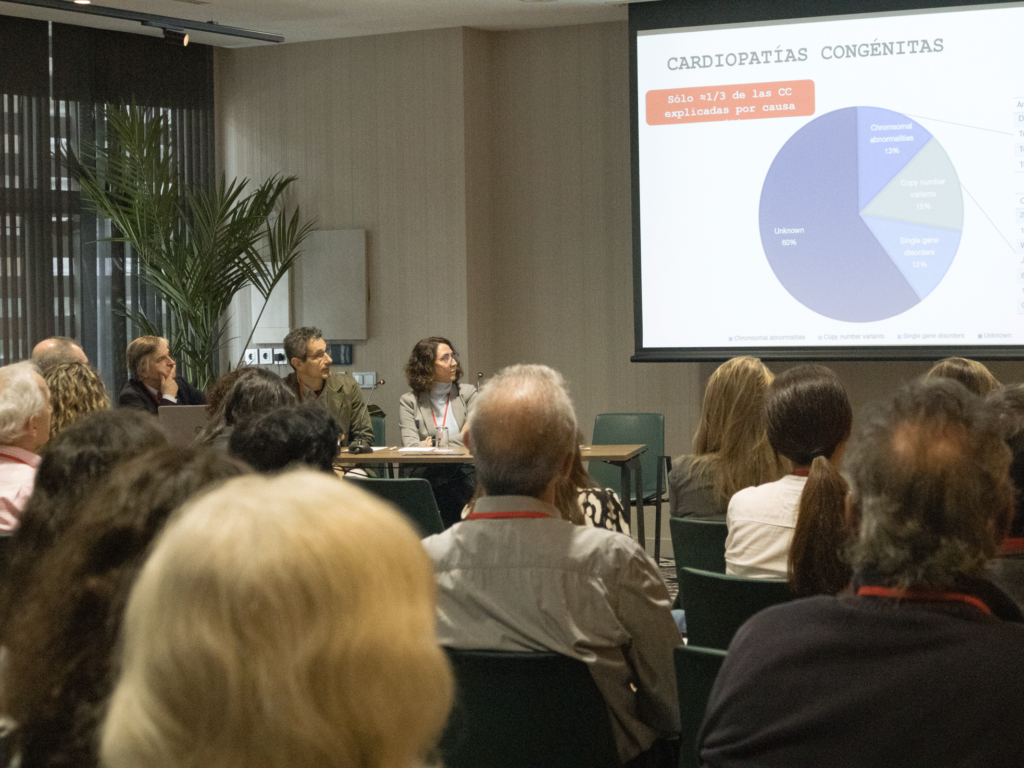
[699,378,1024,768]
[117,336,205,415]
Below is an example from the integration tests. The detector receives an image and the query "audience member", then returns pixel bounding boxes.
[228,405,340,473]
[203,367,252,418]
[31,336,87,374]
[400,337,477,527]
[118,336,205,414]
[926,356,1001,396]
[422,364,680,768]
[554,434,629,533]
[0,410,166,634]
[3,446,248,768]
[101,471,452,768]
[195,367,294,448]
[725,364,852,580]
[283,326,372,451]
[0,363,51,532]
[43,361,110,438]
[699,378,1024,767]
[669,357,788,521]
[986,384,1024,607]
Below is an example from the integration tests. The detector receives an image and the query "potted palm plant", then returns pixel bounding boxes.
[63,105,315,389]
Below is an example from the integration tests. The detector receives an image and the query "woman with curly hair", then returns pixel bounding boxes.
[43,361,110,438]
[399,337,477,526]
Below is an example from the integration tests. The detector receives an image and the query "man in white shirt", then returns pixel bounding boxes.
[422,364,681,767]
[0,362,52,531]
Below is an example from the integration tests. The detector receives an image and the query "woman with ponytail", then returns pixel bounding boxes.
[725,365,852,586]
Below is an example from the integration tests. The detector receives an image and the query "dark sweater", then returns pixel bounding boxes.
[699,576,1024,768]
[117,377,206,415]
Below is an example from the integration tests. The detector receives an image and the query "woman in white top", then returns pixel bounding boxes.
[725,364,852,584]
[399,337,477,527]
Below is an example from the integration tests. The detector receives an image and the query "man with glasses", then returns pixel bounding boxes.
[283,326,373,452]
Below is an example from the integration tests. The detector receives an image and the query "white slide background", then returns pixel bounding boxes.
[637,4,1024,350]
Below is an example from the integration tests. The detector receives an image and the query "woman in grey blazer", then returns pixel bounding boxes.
[399,337,477,526]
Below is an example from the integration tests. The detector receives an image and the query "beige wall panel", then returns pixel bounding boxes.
[216,29,471,443]
[485,23,701,462]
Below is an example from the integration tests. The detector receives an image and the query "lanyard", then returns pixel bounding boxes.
[465,510,551,520]
[857,585,991,615]
[1003,537,1024,553]
[791,467,810,477]
[0,453,35,469]
[431,392,450,430]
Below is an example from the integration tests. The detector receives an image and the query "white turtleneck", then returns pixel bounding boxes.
[429,381,457,433]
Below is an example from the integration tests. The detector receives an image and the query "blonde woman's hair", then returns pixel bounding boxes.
[101,471,454,768]
[689,356,789,505]
[926,357,1001,397]
[43,362,110,437]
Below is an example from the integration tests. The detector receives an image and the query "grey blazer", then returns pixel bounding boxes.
[399,383,477,448]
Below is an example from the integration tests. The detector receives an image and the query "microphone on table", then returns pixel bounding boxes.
[477,372,483,392]
[367,378,385,404]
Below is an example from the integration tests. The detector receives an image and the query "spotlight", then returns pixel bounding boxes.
[141,20,188,46]
[163,27,188,46]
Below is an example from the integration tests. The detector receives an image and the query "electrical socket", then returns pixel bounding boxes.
[259,349,273,364]
[244,349,258,365]
[354,372,376,388]
[272,348,286,364]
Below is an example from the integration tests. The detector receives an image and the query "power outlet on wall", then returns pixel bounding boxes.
[259,349,273,364]
[244,349,258,365]
[272,348,286,364]
[353,372,376,388]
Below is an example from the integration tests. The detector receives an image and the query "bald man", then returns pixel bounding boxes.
[32,337,87,375]
[421,364,681,768]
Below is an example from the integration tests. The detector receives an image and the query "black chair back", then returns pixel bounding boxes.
[674,645,727,768]
[440,648,620,768]
[670,517,728,573]
[679,566,792,649]
[348,477,444,537]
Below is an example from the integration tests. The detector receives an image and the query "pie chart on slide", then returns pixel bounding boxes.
[759,106,963,322]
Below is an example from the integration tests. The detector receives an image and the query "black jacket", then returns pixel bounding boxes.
[117,377,206,415]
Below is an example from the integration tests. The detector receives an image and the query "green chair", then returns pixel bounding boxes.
[679,567,792,650]
[348,477,444,537]
[370,414,386,446]
[365,414,387,476]
[587,413,667,560]
[670,518,728,574]
[669,518,728,610]
[439,648,620,768]
[674,645,727,768]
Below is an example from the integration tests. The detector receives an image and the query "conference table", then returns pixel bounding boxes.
[340,444,650,549]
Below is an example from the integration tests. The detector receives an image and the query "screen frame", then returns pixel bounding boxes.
[628,0,1024,362]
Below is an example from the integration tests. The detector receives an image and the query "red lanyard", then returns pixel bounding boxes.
[791,467,811,477]
[431,392,450,430]
[1003,537,1024,553]
[465,510,551,520]
[0,453,35,469]
[857,585,991,615]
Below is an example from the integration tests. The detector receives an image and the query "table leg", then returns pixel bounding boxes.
[387,462,395,479]
[633,457,646,554]
[619,463,632,532]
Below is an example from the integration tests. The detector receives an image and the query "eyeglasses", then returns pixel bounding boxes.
[438,352,459,364]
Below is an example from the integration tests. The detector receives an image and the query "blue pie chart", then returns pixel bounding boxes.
[759,106,963,322]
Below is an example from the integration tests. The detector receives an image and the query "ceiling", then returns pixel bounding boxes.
[0,0,635,48]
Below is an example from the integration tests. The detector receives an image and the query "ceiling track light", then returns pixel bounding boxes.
[0,0,284,43]
[143,20,188,46]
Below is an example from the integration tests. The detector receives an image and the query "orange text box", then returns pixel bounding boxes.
[646,80,815,126]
